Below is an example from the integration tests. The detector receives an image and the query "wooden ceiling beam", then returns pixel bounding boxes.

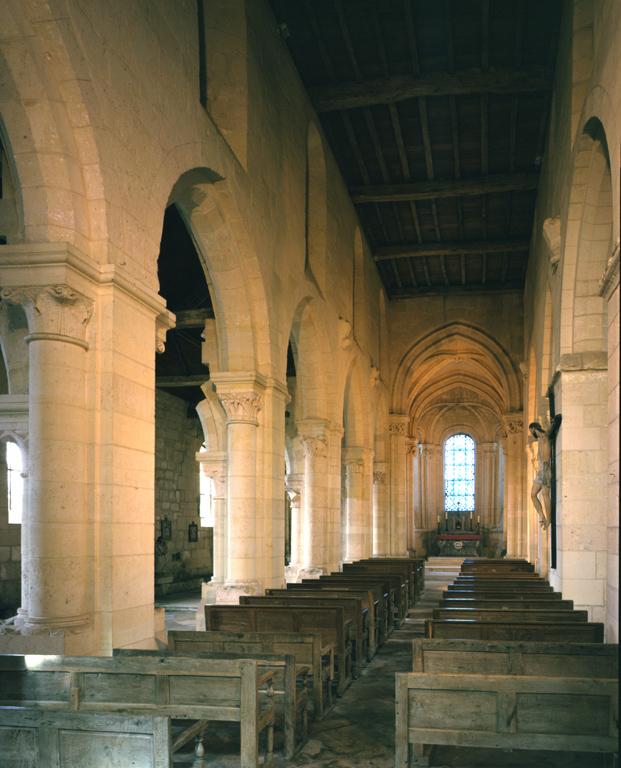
[388,282,524,298]
[374,239,529,261]
[311,68,552,112]
[350,172,538,203]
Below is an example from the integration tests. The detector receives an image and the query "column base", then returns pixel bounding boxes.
[195,579,223,629]
[0,610,93,654]
[215,580,262,604]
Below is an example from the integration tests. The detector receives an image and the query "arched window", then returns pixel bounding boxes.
[6,440,24,524]
[444,433,475,513]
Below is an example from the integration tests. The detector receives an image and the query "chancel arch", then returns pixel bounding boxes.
[393,323,521,558]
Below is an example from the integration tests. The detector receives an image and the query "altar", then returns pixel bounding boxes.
[435,532,481,556]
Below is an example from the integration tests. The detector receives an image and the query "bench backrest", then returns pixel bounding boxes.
[440,598,574,610]
[432,607,588,622]
[204,604,346,647]
[412,638,619,676]
[425,619,604,642]
[0,709,171,768]
[0,653,263,720]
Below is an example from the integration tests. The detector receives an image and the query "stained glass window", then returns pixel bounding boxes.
[444,433,475,512]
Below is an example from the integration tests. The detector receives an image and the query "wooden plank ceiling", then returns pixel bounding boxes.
[269,0,562,298]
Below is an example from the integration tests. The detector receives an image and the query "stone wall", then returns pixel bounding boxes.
[0,443,20,616]
[523,0,620,635]
[154,390,211,596]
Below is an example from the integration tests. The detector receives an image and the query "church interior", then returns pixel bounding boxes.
[0,0,618,766]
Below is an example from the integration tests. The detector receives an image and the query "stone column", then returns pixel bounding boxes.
[405,439,417,551]
[326,424,344,571]
[503,412,525,557]
[599,245,619,641]
[284,474,303,582]
[478,442,498,528]
[298,419,329,576]
[388,414,409,555]
[195,455,226,628]
[197,454,227,584]
[372,462,388,555]
[2,286,93,641]
[418,443,441,532]
[212,373,265,600]
[342,447,365,562]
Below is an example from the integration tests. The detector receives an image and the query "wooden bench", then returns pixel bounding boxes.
[432,607,588,623]
[395,670,618,766]
[168,629,332,719]
[425,618,604,642]
[205,604,352,696]
[411,638,618,676]
[265,587,378,658]
[460,559,535,574]
[354,556,425,599]
[343,562,412,612]
[340,565,409,622]
[0,653,275,768]
[240,594,367,675]
[440,597,575,610]
[115,646,308,759]
[445,586,560,597]
[313,575,393,640]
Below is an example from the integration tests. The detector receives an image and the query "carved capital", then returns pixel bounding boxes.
[300,434,328,459]
[1,285,93,348]
[370,365,380,387]
[503,412,524,435]
[156,310,175,354]
[339,317,353,350]
[286,487,302,507]
[543,215,561,273]
[218,391,262,425]
[373,470,386,485]
[344,458,364,477]
[406,438,418,454]
[389,421,407,436]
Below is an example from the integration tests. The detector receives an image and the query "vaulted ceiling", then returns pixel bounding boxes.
[269,0,562,298]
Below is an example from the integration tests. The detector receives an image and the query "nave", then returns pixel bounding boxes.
[162,557,616,768]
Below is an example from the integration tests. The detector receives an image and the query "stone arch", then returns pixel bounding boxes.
[287,296,335,423]
[393,322,522,415]
[342,357,372,450]
[0,119,23,243]
[305,122,328,293]
[0,1,106,255]
[561,116,613,355]
[168,168,272,373]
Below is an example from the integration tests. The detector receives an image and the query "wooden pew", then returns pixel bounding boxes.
[240,594,366,675]
[168,629,332,719]
[313,575,394,640]
[425,618,605,642]
[343,561,413,609]
[411,638,618,676]
[265,587,378,658]
[0,653,275,768]
[460,559,535,574]
[115,647,308,759]
[440,597,575,610]
[395,670,618,767]
[340,565,409,622]
[432,607,588,623]
[442,587,563,600]
[354,556,425,599]
[205,604,352,696]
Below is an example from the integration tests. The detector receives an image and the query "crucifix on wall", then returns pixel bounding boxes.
[528,389,562,566]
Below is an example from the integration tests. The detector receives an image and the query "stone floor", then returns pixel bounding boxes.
[166,571,615,768]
